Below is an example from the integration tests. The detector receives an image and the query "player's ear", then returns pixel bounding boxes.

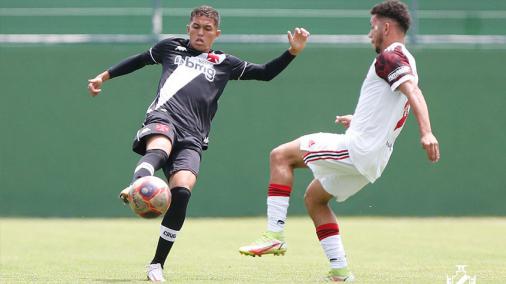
[216,29,221,37]
[383,21,390,36]
[186,24,190,34]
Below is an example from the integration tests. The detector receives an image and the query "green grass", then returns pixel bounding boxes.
[1,217,505,283]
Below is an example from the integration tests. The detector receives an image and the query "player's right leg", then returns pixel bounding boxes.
[239,138,307,257]
[120,124,174,203]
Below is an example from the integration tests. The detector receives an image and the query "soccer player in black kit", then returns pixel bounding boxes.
[87,5,309,282]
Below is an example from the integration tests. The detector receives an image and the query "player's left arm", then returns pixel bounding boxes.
[232,28,310,81]
[335,115,353,128]
[287,27,310,56]
[398,80,440,163]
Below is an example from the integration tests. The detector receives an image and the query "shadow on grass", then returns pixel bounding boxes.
[91,279,143,283]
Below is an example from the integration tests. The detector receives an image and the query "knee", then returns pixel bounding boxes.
[270,146,288,166]
[171,187,191,202]
[303,191,313,209]
[303,191,326,210]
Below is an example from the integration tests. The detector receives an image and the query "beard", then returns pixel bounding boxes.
[374,35,383,54]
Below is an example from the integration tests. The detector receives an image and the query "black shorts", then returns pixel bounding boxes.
[132,112,202,177]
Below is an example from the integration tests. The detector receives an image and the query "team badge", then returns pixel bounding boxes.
[207,53,220,63]
[155,124,170,133]
[308,139,316,148]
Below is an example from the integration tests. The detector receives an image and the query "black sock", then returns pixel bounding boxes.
[151,187,191,267]
[132,149,169,183]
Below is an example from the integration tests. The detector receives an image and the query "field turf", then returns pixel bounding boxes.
[1,217,505,283]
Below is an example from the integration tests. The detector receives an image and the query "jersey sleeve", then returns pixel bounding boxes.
[374,47,415,91]
[148,37,174,64]
[227,51,295,81]
[107,38,173,78]
[227,55,249,80]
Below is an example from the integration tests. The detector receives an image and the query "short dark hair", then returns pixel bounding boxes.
[370,0,411,33]
[190,5,220,27]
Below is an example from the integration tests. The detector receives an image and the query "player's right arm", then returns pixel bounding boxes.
[87,39,169,97]
[88,71,110,96]
[87,52,157,97]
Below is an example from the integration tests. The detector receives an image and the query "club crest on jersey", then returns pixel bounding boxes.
[307,139,316,148]
[207,53,225,64]
[174,55,216,82]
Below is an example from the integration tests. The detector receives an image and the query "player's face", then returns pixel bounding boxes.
[187,15,221,53]
[368,15,384,54]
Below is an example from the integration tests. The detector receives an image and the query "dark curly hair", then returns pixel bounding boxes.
[370,0,411,33]
[190,5,220,27]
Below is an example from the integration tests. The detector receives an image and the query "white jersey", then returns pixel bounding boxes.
[345,42,418,182]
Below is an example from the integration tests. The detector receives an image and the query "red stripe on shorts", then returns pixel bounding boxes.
[303,150,348,159]
[305,155,350,164]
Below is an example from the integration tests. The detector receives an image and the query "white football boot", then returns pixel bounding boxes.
[146,263,166,282]
[239,231,287,257]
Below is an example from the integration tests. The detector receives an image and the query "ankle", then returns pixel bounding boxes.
[266,230,284,240]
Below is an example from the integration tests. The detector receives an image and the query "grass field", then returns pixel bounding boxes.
[1,217,505,283]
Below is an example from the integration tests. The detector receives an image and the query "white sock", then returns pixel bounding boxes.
[317,223,347,269]
[320,235,348,269]
[266,183,292,233]
[267,196,289,232]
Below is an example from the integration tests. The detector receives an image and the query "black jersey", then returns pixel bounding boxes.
[108,37,295,149]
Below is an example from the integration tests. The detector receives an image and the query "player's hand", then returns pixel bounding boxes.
[88,77,103,97]
[288,27,310,55]
[335,115,353,128]
[420,132,440,163]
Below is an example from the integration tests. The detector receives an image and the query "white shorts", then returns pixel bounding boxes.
[300,133,369,202]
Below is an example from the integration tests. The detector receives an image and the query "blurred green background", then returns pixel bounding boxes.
[1,0,505,217]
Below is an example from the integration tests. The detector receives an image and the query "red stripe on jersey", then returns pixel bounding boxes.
[303,150,348,159]
[268,183,292,197]
[316,223,340,241]
[394,101,410,130]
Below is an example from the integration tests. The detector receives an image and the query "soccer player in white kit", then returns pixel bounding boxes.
[239,0,440,282]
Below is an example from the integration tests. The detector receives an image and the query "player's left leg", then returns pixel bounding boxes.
[304,179,354,282]
[239,138,307,256]
[148,146,200,282]
[148,170,196,281]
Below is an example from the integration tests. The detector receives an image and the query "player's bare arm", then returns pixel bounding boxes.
[287,27,310,55]
[398,80,440,163]
[335,115,353,128]
[88,71,110,97]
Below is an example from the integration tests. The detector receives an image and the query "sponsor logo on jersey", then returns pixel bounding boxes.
[175,46,187,52]
[387,65,411,83]
[174,55,216,82]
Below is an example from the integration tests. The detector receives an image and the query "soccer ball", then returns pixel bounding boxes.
[128,176,171,218]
